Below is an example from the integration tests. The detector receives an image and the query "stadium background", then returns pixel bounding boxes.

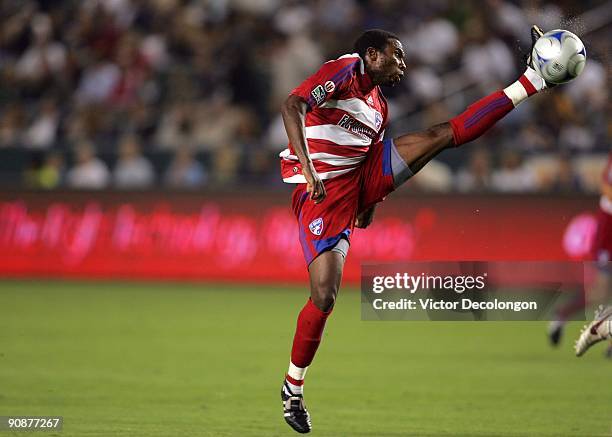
[1,0,611,436]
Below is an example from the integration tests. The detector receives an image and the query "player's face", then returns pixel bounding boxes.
[368,39,406,87]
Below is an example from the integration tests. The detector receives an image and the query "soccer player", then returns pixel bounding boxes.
[548,152,612,355]
[280,27,558,433]
[574,152,612,357]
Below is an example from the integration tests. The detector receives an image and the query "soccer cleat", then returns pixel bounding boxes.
[575,306,612,357]
[525,24,555,89]
[547,320,564,346]
[281,381,312,433]
[526,25,545,68]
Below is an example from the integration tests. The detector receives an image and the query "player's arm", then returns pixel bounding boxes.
[281,95,326,203]
[283,57,358,202]
[355,205,376,229]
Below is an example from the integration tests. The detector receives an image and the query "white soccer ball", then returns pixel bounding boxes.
[531,29,586,84]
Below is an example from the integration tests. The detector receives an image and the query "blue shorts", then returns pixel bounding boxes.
[291,139,412,265]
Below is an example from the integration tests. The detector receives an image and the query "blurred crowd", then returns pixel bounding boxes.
[0,0,609,192]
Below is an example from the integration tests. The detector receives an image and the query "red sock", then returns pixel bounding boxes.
[450,68,546,146]
[449,90,514,146]
[291,298,332,368]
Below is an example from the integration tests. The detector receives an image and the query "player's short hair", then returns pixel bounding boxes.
[353,29,400,60]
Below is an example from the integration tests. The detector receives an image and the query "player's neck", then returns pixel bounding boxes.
[358,69,376,93]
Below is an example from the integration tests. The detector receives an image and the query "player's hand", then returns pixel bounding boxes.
[355,206,376,229]
[303,162,326,203]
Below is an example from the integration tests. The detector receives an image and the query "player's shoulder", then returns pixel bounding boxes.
[321,53,363,75]
[324,53,361,65]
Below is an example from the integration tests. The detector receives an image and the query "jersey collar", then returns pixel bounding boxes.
[355,54,376,94]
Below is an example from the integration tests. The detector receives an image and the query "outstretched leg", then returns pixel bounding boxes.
[282,249,345,434]
[390,68,547,181]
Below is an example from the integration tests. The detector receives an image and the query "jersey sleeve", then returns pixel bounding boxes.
[290,56,360,110]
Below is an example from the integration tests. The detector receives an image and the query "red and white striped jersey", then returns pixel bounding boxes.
[280,53,388,183]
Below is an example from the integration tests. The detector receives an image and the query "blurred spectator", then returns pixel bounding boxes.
[193,101,256,151]
[269,32,323,110]
[35,151,64,190]
[264,115,290,151]
[163,146,207,189]
[76,57,121,105]
[109,33,151,107]
[312,0,360,33]
[155,103,197,150]
[15,14,67,83]
[525,3,563,33]
[559,121,596,151]
[404,16,458,67]
[488,0,527,39]
[0,0,607,192]
[113,135,155,189]
[212,146,241,185]
[550,153,583,193]
[491,149,538,192]
[456,148,493,192]
[516,122,554,152]
[410,160,453,192]
[565,60,607,111]
[408,66,444,105]
[66,142,110,189]
[23,153,44,188]
[0,106,26,148]
[462,34,515,88]
[22,98,60,149]
[243,149,279,186]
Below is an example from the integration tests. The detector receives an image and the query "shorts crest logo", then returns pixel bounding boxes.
[375,111,383,130]
[324,80,335,93]
[311,85,326,105]
[309,218,324,236]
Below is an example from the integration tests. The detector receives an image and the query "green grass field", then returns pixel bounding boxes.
[0,281,610,436]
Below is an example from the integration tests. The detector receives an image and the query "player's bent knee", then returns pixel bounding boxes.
[310,283,338,312]
[311,291,336,312]
[308,250,344,311]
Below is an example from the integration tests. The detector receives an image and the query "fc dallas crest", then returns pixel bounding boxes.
[309,218,324,236]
